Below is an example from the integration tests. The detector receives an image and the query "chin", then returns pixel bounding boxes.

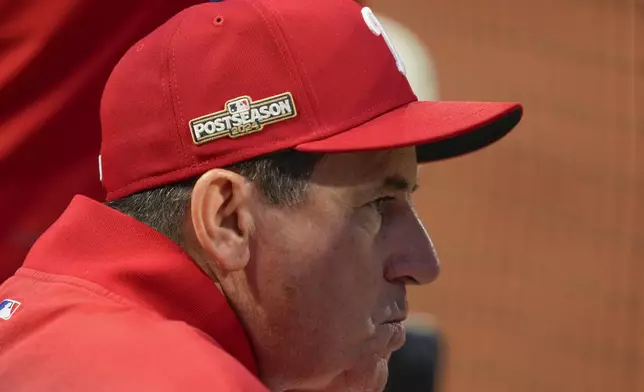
[339,354,390,392]
[361,356,390,392]
[343,324,403,391]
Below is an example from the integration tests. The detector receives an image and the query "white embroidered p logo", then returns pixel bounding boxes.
[361,7,407,76]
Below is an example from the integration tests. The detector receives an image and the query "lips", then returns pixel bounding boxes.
[384,320,406,351]
[386,314,408,324]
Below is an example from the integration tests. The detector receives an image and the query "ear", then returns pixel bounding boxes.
[190,169,253,273]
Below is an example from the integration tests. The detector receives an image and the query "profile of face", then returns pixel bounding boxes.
[187,147,440,392]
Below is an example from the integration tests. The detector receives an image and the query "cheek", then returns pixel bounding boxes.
[246,206,391,382]
[354,207,382,235]
[255,208,384,328]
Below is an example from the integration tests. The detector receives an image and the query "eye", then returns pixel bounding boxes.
[367,196,396,215]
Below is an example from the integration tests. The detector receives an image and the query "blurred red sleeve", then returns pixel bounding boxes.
[0,0,202,282]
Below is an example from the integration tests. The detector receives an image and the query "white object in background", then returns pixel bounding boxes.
[374,13,440,101]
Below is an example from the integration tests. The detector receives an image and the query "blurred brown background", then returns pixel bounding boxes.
[365,0,643,391]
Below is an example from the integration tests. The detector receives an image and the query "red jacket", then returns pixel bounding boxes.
[0,196,268,391]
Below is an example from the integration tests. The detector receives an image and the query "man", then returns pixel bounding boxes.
[0,0,522,390]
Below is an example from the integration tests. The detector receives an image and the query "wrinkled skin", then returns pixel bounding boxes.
[187,148,440,392]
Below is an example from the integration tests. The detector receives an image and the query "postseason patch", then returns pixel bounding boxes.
[189,92,297,145]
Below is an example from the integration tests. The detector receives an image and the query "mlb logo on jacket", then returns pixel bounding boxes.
[0,299,21,320]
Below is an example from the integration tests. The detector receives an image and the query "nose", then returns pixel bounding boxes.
[384,209,440,285]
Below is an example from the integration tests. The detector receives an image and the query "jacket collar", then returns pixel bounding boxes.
[23,195,258,375]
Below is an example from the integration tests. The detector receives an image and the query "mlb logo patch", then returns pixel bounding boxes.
[227,98,250,113]
[0,299,21,320]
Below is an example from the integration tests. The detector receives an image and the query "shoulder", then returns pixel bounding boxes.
[0,278,267,391]
[97,320,258,387]
[103,319,268,391]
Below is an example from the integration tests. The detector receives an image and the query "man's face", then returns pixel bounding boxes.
[234,147,440,391]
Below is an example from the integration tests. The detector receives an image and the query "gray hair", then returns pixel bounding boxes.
[106,150,323,245]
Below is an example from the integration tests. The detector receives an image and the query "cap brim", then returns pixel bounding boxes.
[295,101,523,162]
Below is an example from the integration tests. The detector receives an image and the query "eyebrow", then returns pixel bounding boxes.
[381,175,419,193]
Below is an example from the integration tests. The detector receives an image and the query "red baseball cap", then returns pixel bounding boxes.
[100,0,523,201]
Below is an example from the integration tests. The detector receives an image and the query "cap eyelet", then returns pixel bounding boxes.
[213,16,224,26]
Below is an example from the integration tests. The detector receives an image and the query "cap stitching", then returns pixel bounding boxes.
[258,0,323,131]
[243,0,316,131]
[159,39,176,165]
[167,11,192,166]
